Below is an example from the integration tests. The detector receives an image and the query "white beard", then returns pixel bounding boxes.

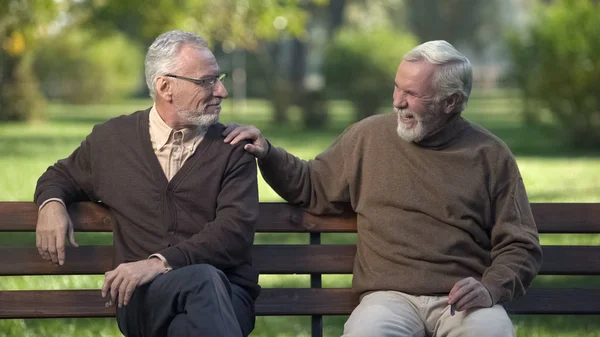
[176,107,220,130]
[395,106,436,142]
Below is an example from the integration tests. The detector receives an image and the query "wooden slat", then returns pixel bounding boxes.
[1,202,600,233]
[3,245,600,276]
[530,203,600,233]
[505,288,600,315]
[0,290,115,318]
[0,246,114,275]
[0,202,113,232]
[1,287,599,319]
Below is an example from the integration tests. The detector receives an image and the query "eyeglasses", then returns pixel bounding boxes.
[165,73,227,88]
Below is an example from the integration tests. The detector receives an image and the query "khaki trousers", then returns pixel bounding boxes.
[342,291,514,337]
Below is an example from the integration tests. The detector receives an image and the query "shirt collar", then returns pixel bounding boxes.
[149,105,205,151]
[149,105,173,151]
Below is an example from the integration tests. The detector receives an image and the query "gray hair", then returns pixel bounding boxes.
[403,40,472,113]
[145,30,209,100]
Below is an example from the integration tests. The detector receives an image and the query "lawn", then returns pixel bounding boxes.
[0,93,598,336]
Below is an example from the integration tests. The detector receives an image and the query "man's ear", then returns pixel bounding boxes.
[156,77,173,102]
[443,93,462,114]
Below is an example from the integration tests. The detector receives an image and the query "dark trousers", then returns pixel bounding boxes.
[116,264,255,337]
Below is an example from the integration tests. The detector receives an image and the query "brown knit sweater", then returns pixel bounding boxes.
[259,112,542,304]
[35,109,260,298]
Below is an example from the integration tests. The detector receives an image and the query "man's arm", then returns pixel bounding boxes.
[34,133,97,265]
[480,159,543,305]
[223,124,352,215]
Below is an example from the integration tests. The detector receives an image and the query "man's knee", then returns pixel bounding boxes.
[451,305,514,337]
[343,303,424,337]
[178,264,226,285]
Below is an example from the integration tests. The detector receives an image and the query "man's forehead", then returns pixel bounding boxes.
[178,46,220,75]
[395,60,437,88]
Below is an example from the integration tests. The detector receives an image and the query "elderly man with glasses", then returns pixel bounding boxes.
[34,30,259,337]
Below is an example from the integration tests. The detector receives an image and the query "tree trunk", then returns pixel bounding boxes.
[0,52,46,121]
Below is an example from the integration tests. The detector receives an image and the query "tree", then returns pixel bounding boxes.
[0,0,58,121]
[507,0,600,148]
[77,0,322,125]
[404,0,503,54]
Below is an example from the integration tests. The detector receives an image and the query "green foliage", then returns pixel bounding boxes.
[0,53,46,121]
[80,0,315,49]
[507,0,600,148]
[0,0,58,121]
[324,28,418,121]
[33,30,144,104]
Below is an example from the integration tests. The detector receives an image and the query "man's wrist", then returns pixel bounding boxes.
[148,254,172,274]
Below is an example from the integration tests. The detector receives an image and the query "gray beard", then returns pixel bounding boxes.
[177,109,220,130]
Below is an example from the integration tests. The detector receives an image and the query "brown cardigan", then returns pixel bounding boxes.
[35,109,260,298]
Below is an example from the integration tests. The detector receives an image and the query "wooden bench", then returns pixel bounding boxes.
[1,202,599,337]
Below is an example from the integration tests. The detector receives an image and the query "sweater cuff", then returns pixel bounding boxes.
[158,246,187,270]
[39,198,66,211]
[258,141,286,168]
[481,280,504,305]
[35,187,69,208]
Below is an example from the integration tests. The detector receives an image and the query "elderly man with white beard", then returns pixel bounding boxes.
[223,40,542,337]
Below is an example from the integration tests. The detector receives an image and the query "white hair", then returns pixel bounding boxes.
[403,40,472,113]
[145,30,209,100]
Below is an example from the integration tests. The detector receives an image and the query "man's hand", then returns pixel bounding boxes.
[101,258,166,308]
[36,201,79,266]
[222,124,269,159]
[448,277,493,312]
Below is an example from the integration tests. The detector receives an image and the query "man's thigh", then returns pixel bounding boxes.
[433,304,514,337]
[117,264,254,337]
[342,291,426,337]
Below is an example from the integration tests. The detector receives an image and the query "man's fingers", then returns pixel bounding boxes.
[223,129,241,143]
[448,282,475,304]
[118,278,130,308]
[244,144,265,158]
[48,235,59,265]
[455,288,479,311]
[449,277,470,296]
[101,270,116,298]
[68,220,79,248]
[222,123,241,138]
[110,274,124,304]
[56,231,66,266]
[123,279,138,307]
[36,233,45,260]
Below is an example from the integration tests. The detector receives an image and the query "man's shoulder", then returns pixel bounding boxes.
[208,123,255,163]
[464,120,515,158]
[91,108,149,136]
[342,113,395,139]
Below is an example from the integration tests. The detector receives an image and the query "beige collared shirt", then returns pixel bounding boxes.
[149,105,206,181]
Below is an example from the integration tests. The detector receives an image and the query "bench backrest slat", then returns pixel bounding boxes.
[2,245,599,276]
[1,288,600,319]
[1,202,600,233]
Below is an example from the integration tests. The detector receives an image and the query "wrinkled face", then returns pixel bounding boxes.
[171,45,228,128]
[393,60,445,142]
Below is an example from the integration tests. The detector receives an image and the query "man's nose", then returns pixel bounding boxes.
[213,80,228,99]
[394,92,407,109]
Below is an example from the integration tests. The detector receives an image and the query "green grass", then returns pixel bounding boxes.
[0,93,599,336]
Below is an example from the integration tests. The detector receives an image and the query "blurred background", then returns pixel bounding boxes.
[1,0,599,336]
